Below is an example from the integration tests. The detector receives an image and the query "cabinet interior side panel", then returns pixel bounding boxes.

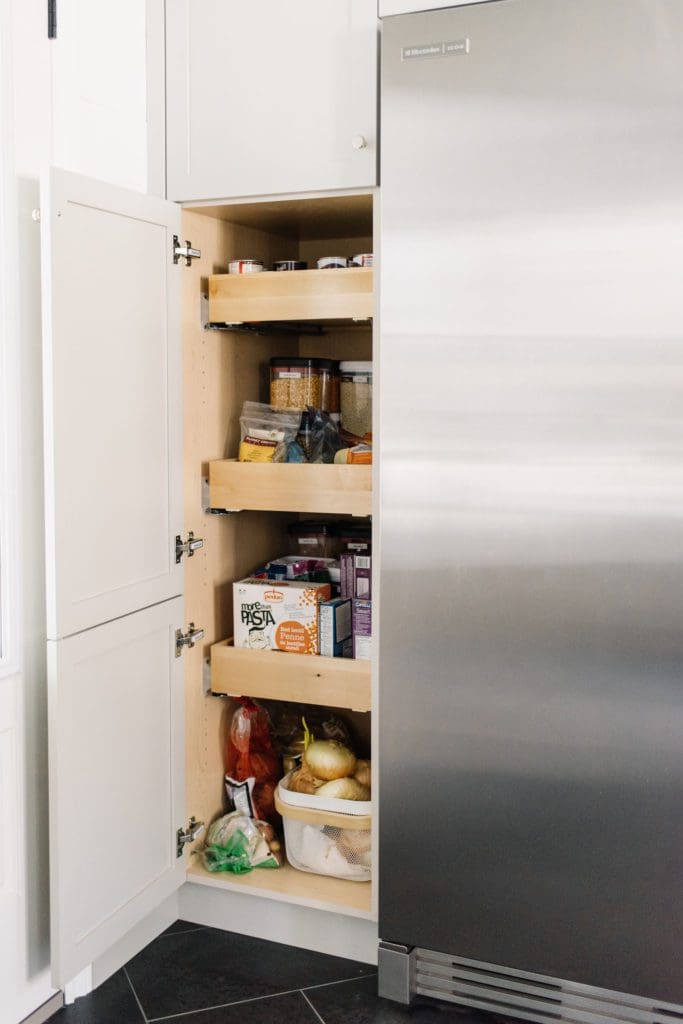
[182,210,293,839]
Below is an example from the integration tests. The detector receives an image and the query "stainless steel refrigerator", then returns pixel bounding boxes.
[377,2,683,1020]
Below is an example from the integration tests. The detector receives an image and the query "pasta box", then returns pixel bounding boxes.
[233,577,331,655]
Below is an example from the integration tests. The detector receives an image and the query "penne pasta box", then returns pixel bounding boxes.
[233,577,331,655]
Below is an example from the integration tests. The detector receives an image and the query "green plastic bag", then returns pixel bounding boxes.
[200,812,280,874]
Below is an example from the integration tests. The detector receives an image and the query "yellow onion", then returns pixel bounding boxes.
[316,777,370,801]
[304,740,356,781]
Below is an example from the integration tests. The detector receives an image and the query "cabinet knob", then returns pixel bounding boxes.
[352,134,368,150]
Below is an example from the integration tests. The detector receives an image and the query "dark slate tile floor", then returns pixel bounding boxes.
[47,921,511,1024]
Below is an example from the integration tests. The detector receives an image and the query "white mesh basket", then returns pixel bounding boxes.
[275,772,372,882]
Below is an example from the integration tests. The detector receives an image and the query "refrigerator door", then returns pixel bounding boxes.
[379,0,683,1005]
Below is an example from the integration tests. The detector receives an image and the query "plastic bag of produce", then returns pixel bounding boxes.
[226,698,281,826]
[201,812,281,874]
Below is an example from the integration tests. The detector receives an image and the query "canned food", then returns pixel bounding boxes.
[317,256,347,270]
[349,253,374,267]
[273,260,308,272]
[228,259,264,274]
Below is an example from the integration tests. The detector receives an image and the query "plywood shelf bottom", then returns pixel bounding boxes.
[187,858,375,921]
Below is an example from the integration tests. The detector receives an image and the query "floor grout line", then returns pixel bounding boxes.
[301,989,327,1024]
[145,974,376,1022]
[124,967,149,1024]
[146,987,307,1022]
[301,972,378,994]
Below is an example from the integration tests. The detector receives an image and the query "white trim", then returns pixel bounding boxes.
[0,0,20,679]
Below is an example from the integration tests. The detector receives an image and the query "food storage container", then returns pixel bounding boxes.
[228,258,263,274]
[317,256,347,270]
[270,357,323,410]
[318,359,340,415]
[340,361,373,439]
[287,521,339,559]
[339,523,372,554]
[349,253,374,267]
[275,773,371,881]
[273,260,307,271]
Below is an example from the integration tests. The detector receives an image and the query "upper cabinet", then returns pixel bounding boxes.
[165,1,378,202]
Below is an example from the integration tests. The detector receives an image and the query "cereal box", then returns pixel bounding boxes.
[233,577,331,655]
[319,598,353,658]
[352,599,372,660]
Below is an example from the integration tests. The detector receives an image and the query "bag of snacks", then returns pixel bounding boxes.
[238,402,301,463]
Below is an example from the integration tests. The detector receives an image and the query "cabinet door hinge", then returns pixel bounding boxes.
[177,817,205,857]
[173,235,201,266]
[175,623,205,657]
[176,531,204,563]
[48,0,57,38]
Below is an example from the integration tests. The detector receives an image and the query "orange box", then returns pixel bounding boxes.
[233,577,332,655]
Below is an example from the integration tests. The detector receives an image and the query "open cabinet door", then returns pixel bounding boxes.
[41,170,189,986]
[41,168,183,640]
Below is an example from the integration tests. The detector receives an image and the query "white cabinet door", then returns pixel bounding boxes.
[165,0,378,201]
[48,599,185,986]
[41,169,183,640]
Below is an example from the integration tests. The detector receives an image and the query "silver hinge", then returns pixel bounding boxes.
[177,816,205,858]
[175,531,204,563]
[175,622,205,657]
[173,235,201,266]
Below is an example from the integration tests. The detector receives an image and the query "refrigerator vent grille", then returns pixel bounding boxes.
[414,949,683,1024]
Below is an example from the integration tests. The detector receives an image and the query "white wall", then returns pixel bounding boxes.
[2,2,150,1020]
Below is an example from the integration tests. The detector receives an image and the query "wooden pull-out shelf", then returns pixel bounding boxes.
[209,460,372,516]
[211,639,371,712]
[187,860,373,920]
[208,267,373,324]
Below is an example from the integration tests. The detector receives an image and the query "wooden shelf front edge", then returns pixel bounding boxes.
[187,858,374,920]
[209,460,372,516]
[208,267,373,323]
[211,640,371,712]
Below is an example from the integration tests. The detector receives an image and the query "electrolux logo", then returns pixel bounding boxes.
[402,39,470,61]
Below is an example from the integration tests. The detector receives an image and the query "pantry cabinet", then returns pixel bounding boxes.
[165,0,378,202]
[41,168,377,986]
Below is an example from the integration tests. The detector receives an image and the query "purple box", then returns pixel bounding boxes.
[352,599,372,660]
[353,555,372,600]
[341,552,354,599]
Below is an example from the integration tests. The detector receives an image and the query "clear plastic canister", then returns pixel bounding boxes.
[270,358,323,410]
[339,361,372,439]
[318,359,340,416]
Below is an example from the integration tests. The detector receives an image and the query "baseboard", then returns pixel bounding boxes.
[179,880,379,965]
[19,992,64,1024]
[91,891,180,989]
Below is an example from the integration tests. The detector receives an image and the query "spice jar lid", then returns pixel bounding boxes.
[340,361,373,374]
[316,359,340,371]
